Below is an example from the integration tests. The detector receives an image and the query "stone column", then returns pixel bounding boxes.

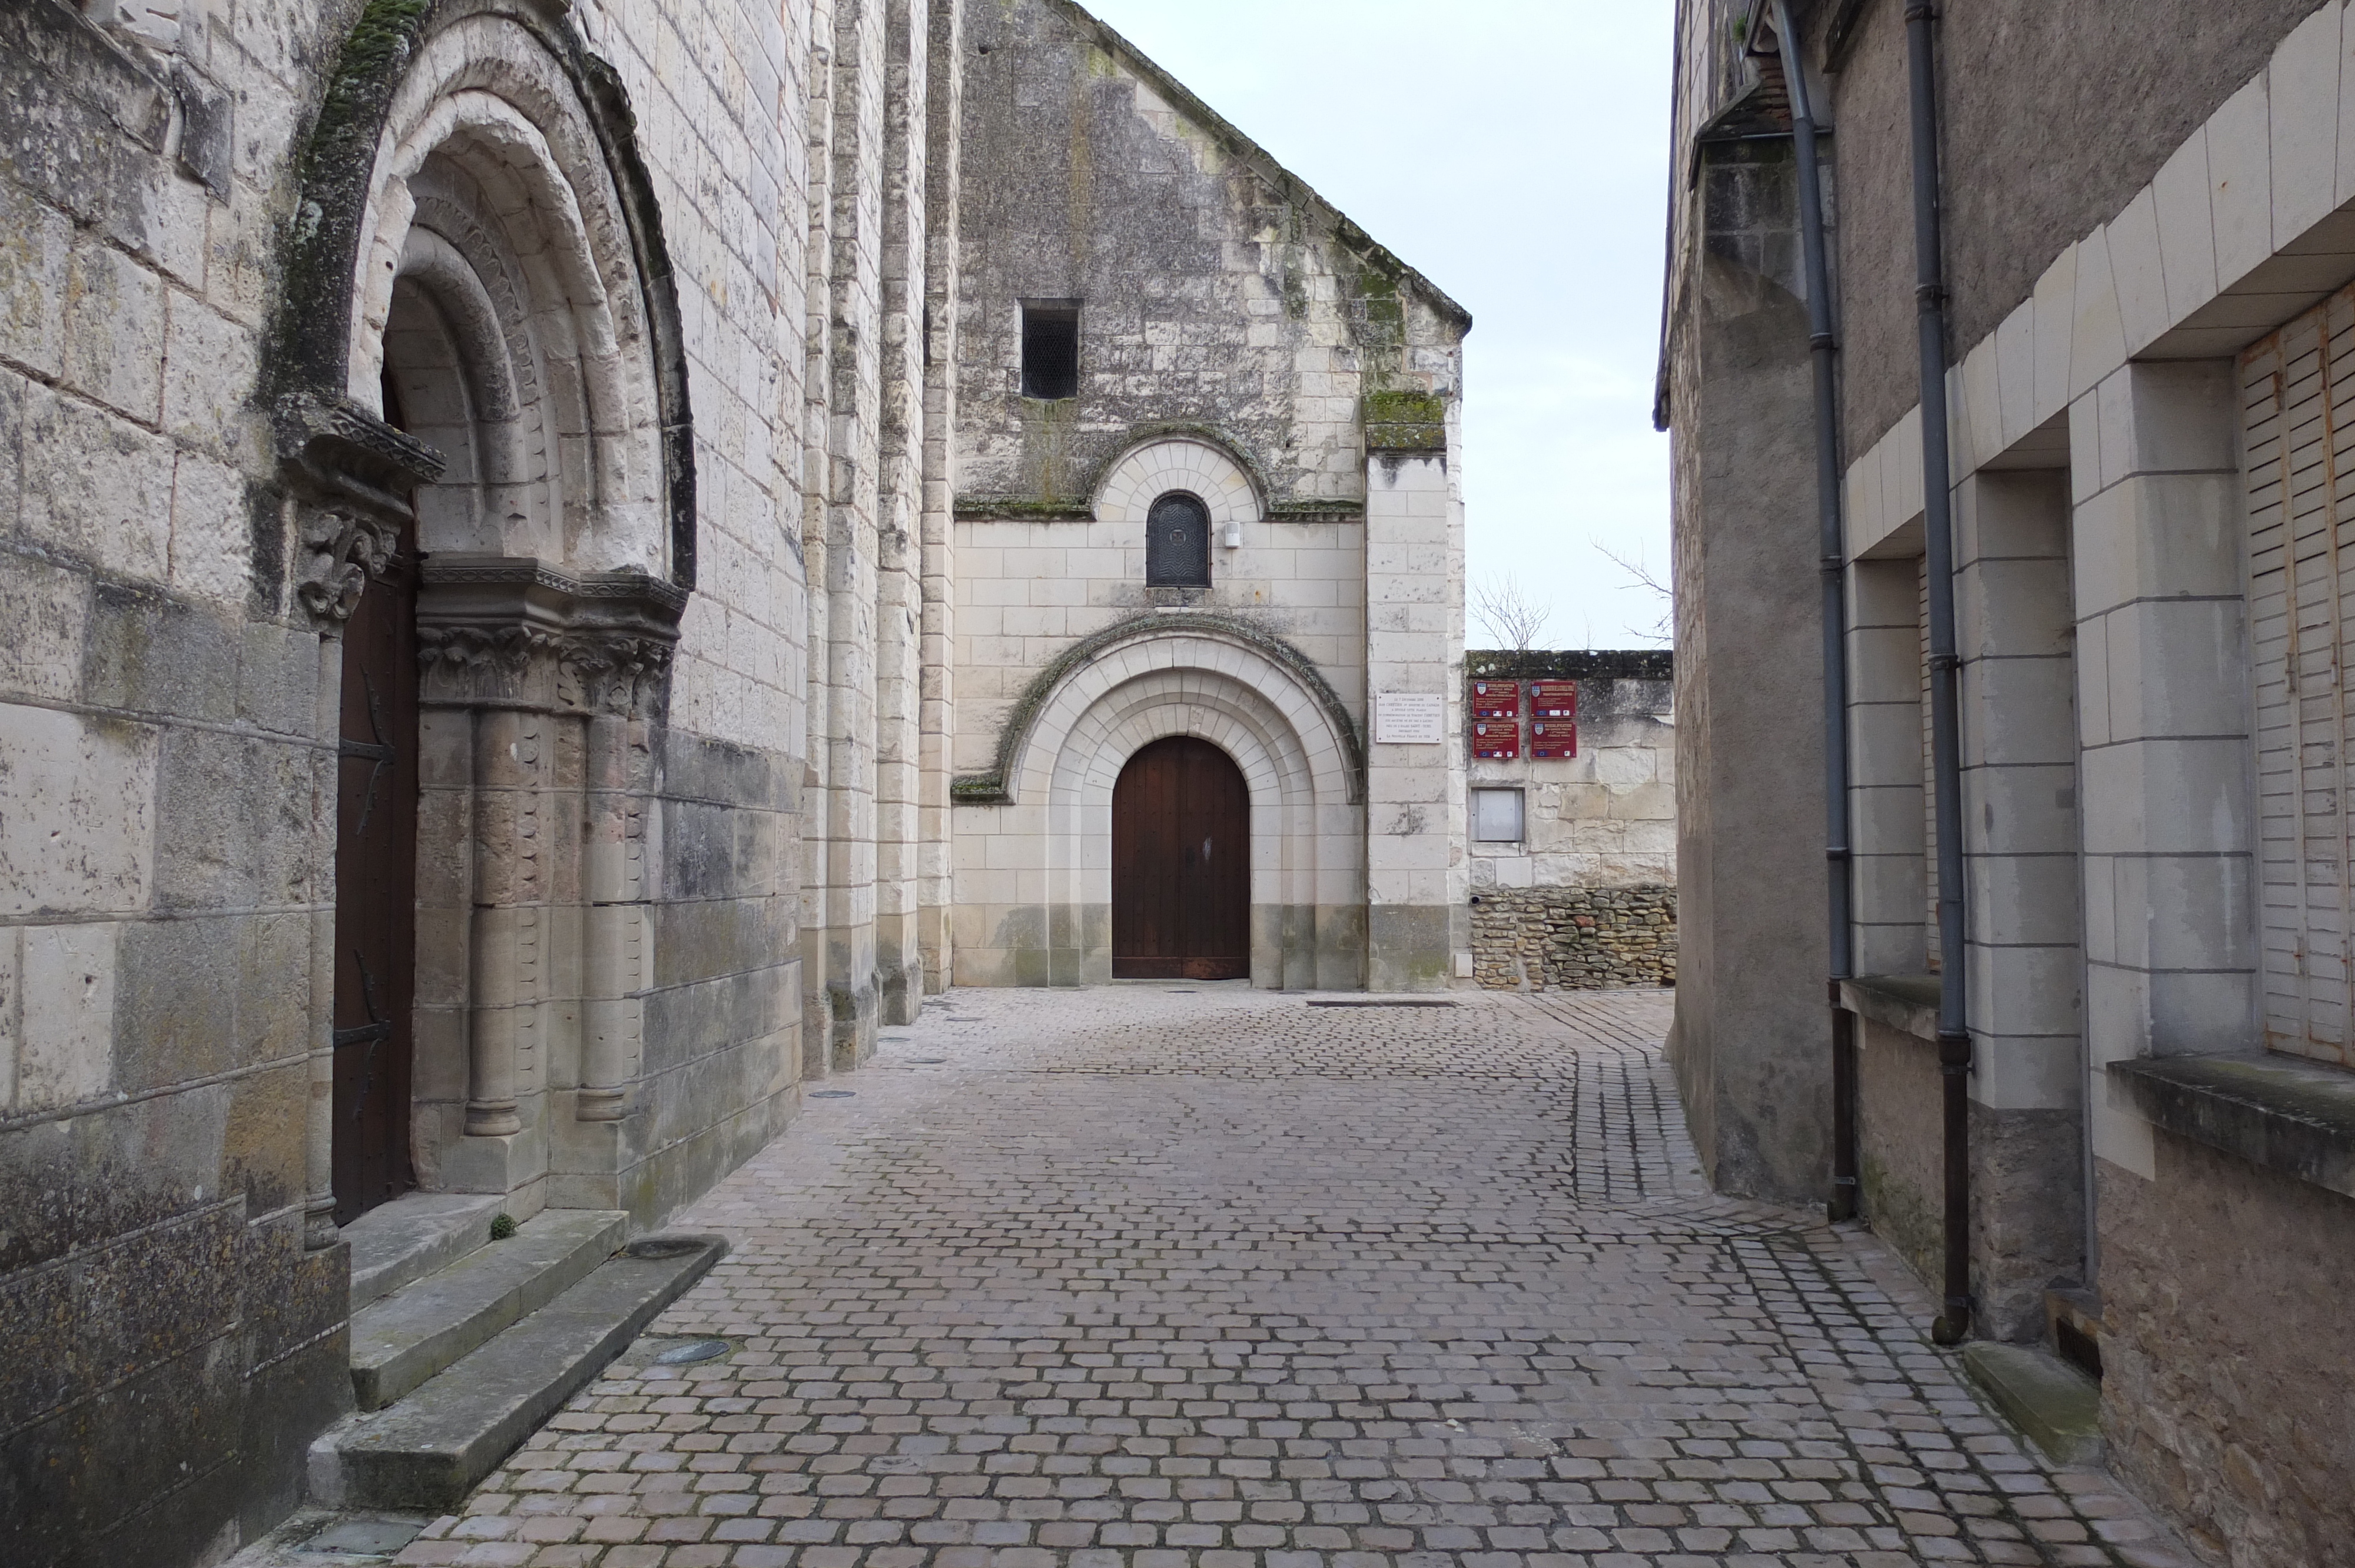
[800,0,840,1076]
[914,0,963,998]
[2069,360,2254,1180]
[872,0,930,1025]
[576,706,642,1122]
[1363,395,1465,991]
[460,702,533,1142]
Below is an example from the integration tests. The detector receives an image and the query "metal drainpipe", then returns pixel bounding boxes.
[1905,0,1973,1346]
[1767,0,1860,1225]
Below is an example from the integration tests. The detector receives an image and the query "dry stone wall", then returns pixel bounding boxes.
[1470,884,1677,991]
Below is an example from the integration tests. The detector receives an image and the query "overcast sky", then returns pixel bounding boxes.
[1082,0,1677,650]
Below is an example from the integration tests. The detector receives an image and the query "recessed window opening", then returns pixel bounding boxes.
[1471,788,1525,843]
[1021,302,1080,400]
[1146,491,1211,587]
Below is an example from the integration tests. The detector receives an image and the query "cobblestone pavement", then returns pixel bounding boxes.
[392,986,2193,1568]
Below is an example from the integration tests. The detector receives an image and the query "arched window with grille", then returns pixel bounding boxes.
[1146,491,1210,587]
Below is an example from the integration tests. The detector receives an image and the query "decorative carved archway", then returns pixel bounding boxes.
[274,0,695,1248]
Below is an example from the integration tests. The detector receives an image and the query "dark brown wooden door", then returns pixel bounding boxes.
[331,523,420,1224]
[1112,736,1249,979]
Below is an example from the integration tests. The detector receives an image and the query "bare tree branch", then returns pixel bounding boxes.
[1469,574,1553,652]
[1594,540,1673,643]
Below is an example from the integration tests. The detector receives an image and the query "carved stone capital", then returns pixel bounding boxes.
[277,393,446,626]
[296,506,401,623]
[415,556,686,715]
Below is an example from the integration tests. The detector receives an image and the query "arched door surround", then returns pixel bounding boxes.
[275,0,694,1248]
[950,615,1367,991]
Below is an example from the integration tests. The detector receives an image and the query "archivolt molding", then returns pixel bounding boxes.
[273,0,695,590]
[1087,426,1269,525]
[953,611,1365,806]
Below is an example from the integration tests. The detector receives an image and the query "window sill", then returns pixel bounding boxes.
[1839,974,1941,1042]
[2108,1052,2355,1201]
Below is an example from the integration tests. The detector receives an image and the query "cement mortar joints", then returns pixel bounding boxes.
[355,987,2190,1568]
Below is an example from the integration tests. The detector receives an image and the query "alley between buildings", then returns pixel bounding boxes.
[338,989,2191,1568]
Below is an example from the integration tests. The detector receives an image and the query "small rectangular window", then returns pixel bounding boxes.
[1471,788,1525,843]
[1021,303,1080,400]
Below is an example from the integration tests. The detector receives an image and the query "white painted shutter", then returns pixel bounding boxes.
[2248,283,2355,1065]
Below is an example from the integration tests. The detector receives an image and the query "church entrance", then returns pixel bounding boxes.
[1112,736,1250,979]
[330,516,421,1224]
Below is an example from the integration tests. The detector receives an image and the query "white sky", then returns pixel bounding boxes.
[1079,0,1677,650]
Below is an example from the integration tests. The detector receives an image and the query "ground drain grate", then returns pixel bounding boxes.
[810,1089,855,1098]
[1305,999,1458,1008]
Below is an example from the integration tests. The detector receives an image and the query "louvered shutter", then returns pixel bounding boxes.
[2248,283,2355,1065]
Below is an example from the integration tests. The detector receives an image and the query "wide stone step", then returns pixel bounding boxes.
[350,1210,628,1410]
[320,1234,727,1511]
[344,1193,506,1310]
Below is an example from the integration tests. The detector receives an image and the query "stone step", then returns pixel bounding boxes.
[1963,1340,2105,1466]
[350,1210,628,1410]
[318,1234,727,1511]
[344,1193,506,1310]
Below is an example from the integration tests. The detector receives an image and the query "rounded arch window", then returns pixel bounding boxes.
[1146,491,1211,587]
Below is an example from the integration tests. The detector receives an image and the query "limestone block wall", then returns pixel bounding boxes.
[946,0,1468,990]
[1783,0,2355,1555]
[0,0,828,1561]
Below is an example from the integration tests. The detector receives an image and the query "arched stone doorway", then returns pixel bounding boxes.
[950,614,1369,989]
[1112,736,1250,979]
[275,0,696,1244]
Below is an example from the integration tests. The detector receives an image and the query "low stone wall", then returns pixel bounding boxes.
[1470,885,1677,990]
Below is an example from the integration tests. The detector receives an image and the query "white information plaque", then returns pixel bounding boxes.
[1374,692,1445,745]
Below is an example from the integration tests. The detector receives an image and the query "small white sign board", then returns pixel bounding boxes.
[1374,692,1445,745]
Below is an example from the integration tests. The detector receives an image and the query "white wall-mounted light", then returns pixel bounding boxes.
[1220,521,1242,549]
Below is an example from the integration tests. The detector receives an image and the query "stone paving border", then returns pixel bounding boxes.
[370,986,2194,1568]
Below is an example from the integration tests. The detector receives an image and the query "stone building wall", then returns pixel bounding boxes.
[0,0,905,1561]
[1463,652,1676,992]
[946,0,1470,992]
[1671,0,2355,1559]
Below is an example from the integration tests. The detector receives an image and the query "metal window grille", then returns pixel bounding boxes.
[1146,492,1210,587]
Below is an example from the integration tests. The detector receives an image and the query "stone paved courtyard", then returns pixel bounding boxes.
[387,986,2191,1568]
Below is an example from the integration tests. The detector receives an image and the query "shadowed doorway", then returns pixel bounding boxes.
[1112,736,1249,979]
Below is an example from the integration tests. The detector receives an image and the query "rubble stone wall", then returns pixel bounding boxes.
[1469,885,1677,991]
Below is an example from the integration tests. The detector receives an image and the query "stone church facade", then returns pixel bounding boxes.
[0,0,1466,1561]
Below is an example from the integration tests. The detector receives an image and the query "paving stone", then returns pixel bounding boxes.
[396,986,2188,1565]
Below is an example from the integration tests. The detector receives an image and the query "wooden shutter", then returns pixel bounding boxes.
[2248,282,2355,1066]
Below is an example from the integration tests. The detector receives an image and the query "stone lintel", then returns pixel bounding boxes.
[2107,1051,2355,1202]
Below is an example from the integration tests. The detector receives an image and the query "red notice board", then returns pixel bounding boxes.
[1469,679,1521,719]
[1471,720,1521,760]
[1530,719,1577,759]
[1530,680,1578,719]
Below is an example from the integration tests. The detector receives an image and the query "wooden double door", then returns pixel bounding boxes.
[1111,736,1250,980]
